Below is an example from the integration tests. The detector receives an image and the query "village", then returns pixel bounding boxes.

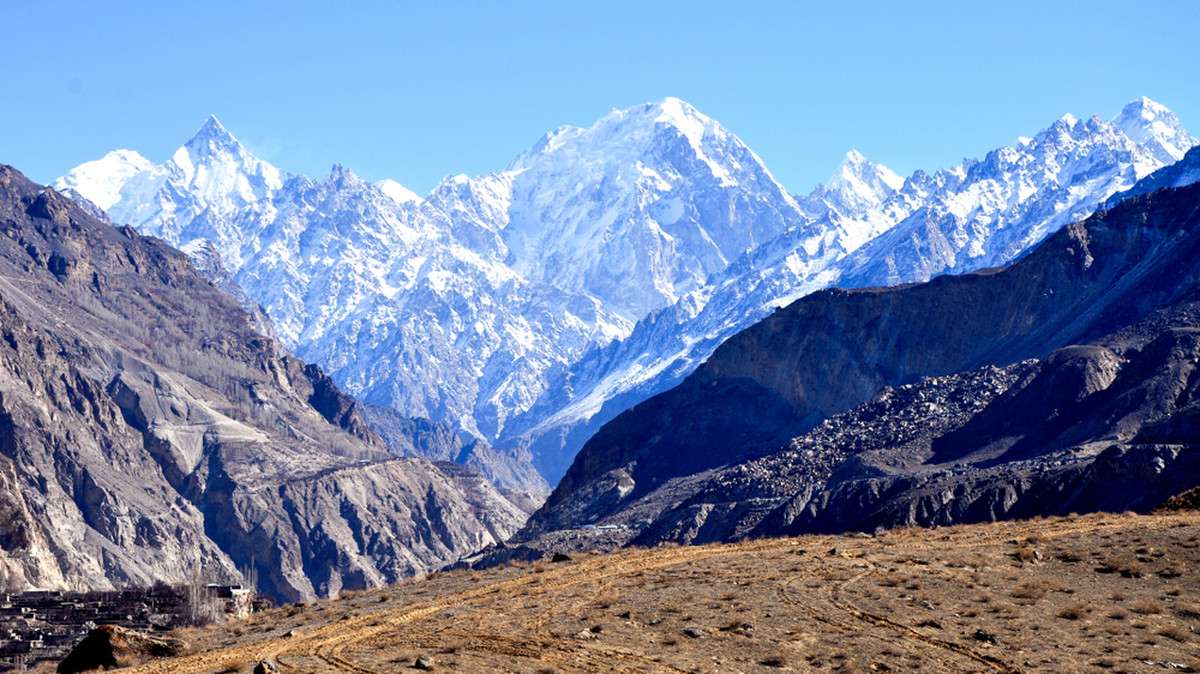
[0,584,258,671]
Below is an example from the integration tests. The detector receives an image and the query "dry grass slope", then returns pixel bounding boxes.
[119,513,1200,673]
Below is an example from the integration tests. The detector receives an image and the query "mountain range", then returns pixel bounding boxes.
[56,97,1197,490]
[4,93,1198,605]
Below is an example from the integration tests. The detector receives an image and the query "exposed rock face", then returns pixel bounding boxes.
[520,168,1200,545]
[0,165,525,601]
[363,405,549,509]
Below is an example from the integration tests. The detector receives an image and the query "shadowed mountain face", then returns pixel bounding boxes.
[0,165,526,601]
[520,165,1200,543]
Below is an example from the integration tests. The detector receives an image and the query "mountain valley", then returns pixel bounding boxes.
[2,95,1199,672]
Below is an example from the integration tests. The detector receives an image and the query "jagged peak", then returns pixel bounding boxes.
[328,163,364,186]
[1057,112,1080,127]
[842,148,869,165]
[818,149,904,205]
[183,114,242,153]
[200,113,226,133]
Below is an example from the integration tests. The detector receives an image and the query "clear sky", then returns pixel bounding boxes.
[3,1,1198,195]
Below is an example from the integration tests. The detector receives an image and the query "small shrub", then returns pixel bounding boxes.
[1129,601,1165,615]
[1058,605,1089,621]
[1175,603,1200,620]
[1158,627,1189,643]
[1011,582,1050,603]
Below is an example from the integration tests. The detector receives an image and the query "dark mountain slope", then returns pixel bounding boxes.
[523,173,1200,538]
[0,166,525,601]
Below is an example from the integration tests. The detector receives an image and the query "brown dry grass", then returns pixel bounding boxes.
[109,512,1200,674]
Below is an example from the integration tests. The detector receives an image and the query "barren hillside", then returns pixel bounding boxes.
[109,512,1200,673]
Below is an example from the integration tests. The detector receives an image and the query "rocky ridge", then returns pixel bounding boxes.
[0,165,525,601]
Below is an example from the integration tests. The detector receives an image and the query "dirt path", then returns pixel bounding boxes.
[124,542,780,674]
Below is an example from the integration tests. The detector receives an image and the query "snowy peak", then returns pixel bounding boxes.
[376,178,423,204]
[491,97,804,319]
[172,114,263,174]
[328,162,366,188]
[52,149,154,211]
[791,149,906,253]
[171,114,275,177]
[511,97,746,186]
[650,96,722,143]
[183,114,240,153]
[820,149,903,212]
[165,115,284,214]
[1113,96,1196,165]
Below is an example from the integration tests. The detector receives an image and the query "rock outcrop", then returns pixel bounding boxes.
[364,405,549,509]
[0,165,524,601]
[57,625,186,673]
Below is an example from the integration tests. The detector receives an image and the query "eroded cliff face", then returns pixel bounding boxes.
[363,405,549,511]
[522,180,1200,542]
[0,165,524,601]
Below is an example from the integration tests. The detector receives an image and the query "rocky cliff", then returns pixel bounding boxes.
[0,165,525,601]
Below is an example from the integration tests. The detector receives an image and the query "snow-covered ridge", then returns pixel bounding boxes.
[56,97,1196,485]
[54,98,803,450]
[494,97,1197,481]
[468,96,808,320]
[376,178,423,204]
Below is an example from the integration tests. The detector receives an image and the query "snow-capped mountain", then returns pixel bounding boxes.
[55,99,808,461]
[1113,96,1196,169]
[499,98,1197,481]
[376,178,424,204]
[53,148,155,211]
[63,116,286,272]
[431,97,809,321]
[57,97,1195,486]
[837,98,1196,288]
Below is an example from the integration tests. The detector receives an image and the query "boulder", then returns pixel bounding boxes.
[57,625,186,673]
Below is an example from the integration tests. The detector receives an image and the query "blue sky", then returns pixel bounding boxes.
[3,1,1198,194]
